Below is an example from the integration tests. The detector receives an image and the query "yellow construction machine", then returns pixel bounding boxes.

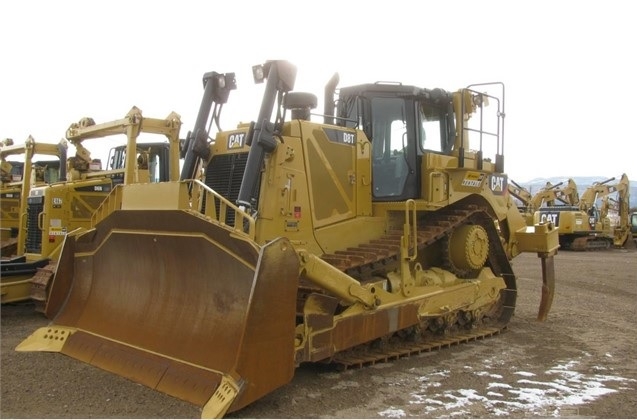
[1,107,182,305]
[534,174,630,250]
[597,175,632,248]
[530,178,580,209]
[18,61,559,418]
[1,137,67,255]
[508,179,580,227]
[507,179,534,224]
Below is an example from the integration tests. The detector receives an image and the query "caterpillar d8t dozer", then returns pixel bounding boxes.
[18,60,559,418]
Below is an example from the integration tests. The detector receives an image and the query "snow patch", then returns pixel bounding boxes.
[378,407,405,418]
[404,357,634,417]
[475,371,503,379]
[330,380,359,390]
[514,371,536,377]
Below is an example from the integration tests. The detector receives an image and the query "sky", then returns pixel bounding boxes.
[1,0,635,183]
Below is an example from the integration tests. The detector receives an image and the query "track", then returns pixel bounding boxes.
[313,203,516,367]
[321,204,512,282]
[331,326,504,370]
[568,236,613,251]
[28,262,56,313]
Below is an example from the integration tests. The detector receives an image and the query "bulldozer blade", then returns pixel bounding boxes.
[17,210,300,416]
[537,253,556,321]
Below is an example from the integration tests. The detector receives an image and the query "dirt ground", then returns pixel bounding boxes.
[1,248,636,419]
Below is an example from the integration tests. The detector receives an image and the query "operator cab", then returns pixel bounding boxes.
[107,142,172,184]
[336,83,455,201]
[588,205,600,228]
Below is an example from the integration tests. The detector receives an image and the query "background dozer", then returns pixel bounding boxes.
[534,174,631,250]
[18,60,559,418]
[1,137,67,258]
[1,137,68,303]
[1,107,182,306]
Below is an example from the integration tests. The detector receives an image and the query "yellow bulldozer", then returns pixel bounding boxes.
[1,137,68,302]
[18,60,559,418]
[1,107,182,306]
[1,136,68,258]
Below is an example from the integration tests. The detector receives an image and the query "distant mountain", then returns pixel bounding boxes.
[510,175,636,208]
[521,175,619,187]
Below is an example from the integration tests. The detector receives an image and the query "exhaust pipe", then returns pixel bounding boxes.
[323,72,340,125]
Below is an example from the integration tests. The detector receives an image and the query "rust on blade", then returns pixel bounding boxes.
[62,331,222,406]
[36,210,300,415]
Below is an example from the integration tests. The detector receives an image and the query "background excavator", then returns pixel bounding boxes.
[595,175,633,248]
[1,107,182,307]
[507,179,534,224]
[18,60,559,418]
[509,178,580,226]
[534,174,631,250]
[530,178,580,209]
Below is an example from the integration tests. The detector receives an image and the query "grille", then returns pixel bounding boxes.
[203,152,260,225]
[25,196,44,253]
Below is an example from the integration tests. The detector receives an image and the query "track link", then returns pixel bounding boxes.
[331,326,504,370]
[320,204,512,284]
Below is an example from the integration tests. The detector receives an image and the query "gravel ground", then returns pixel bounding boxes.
[2,248,636,418]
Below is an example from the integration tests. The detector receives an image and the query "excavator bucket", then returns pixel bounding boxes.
[17,210,300,417]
